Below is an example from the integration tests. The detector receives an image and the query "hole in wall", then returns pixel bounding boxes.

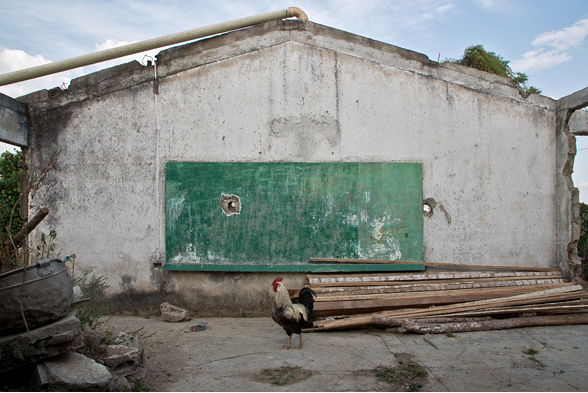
[220,193,241,216]
[422,197,437,218]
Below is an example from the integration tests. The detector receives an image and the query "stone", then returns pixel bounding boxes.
[160,302,188,322]
[0,311,83,373]
[125,367,148,391]
[78,326,107,359]
[109,372,132,392]
[99,344,144,376]
[72,285,83,302]
[33,351,113,391]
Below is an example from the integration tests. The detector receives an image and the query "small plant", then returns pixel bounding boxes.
[132,377,148,392]
[525,348,543,365]
[72,268,110,330]
[445,330,456,338]
[375,359,428,391]
[36,229,57,258]
[260,366,311,386]
[526,348,539,357]
[241,311,246,317]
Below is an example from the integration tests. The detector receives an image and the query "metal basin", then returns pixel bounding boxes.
[0,258,73,335]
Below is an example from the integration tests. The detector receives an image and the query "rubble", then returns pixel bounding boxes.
[0,311,83,373]
[160,302,189,322]
[32,351,117,392]
[0,312,148,391]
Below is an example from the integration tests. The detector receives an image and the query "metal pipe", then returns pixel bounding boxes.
[0,7,308,87]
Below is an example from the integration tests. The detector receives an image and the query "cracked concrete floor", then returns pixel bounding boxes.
[101,316,588,391]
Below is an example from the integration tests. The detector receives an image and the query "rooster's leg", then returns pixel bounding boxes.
[291,333,303,349]
[281,335,292,349]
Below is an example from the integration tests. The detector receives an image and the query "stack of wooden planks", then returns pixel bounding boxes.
[304,268,588,333]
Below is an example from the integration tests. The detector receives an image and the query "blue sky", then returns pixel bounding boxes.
[1,0,587,201]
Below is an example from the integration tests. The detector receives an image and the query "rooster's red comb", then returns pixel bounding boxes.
[273,277,283,284]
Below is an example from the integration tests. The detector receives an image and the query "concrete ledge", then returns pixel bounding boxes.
[163,263,425,272]
[0,91,28,146]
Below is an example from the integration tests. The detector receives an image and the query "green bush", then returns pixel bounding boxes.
[0,150,23,240]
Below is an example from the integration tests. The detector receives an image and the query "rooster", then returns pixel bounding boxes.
[271,277,316,349]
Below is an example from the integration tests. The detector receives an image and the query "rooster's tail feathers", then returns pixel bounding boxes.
[298,288,316,308]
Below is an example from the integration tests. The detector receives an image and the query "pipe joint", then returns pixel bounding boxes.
[287,7,309,21]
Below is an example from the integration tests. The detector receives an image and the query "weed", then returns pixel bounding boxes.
[72,268,110,330]
[526,348,539,357]
[36,230,57,259]
[375,359,427,391]
[525,348,544,367]
[445,330,456,338]
[241,311,246,317]
[132,377,148,392]
[260,366,311,386]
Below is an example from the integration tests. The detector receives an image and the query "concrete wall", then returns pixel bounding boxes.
[20,21,562,315]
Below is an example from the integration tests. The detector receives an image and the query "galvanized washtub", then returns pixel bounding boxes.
[0,258,73,335]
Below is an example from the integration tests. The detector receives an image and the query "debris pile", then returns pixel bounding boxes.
[304,267,588,333]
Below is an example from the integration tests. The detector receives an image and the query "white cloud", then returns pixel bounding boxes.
[473,0,515,13]
[512,18,588,73]
[0,48,75,97]
[532,18,588,51]
[0,48,51,72]
[95,39,136,52]
[511,48,571,72]
[80,38,162,76]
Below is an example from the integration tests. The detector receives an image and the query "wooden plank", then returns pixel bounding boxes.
[306,270,562,286]
[373,313,588,334]
[313,283,574,302]
[309,258,561,272]
[374,288,588,320]
[312,285,587,329]
[312,284,575,317]
[415,300,588,318]
[312,277,566,296]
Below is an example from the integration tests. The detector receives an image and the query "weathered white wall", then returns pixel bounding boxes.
[21,21,560,314]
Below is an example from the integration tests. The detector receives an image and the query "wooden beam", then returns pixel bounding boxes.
[306,270,562,286]
[312,277,566,296]
[312,285,587,330]
[309,258,561,272]
[313,283,574,302]
[373,313,588,334]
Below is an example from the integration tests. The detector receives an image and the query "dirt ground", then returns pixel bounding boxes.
[100,315,193,392]
[98,315,427,392]
[99,315,588,392]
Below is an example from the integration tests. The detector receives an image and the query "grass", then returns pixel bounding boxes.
[260,366,311,386]
[375,359,428,391]
[526,348,541,363]
[526,348,539,356]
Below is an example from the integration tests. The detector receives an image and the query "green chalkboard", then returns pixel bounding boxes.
[166,162,423,266]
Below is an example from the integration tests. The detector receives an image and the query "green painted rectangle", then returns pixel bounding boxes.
[166,162,423,267]
[163,263,425,273]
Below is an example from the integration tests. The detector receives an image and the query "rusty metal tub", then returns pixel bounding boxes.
[0,258,73,335]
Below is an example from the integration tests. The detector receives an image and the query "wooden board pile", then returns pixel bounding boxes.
[304,268,588,333]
